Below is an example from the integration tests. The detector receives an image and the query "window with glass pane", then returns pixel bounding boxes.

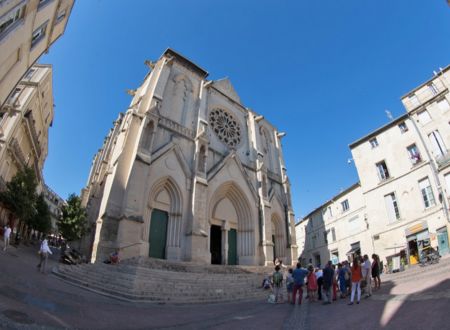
[428,130,447,157]
[384,193,400,222]
[341,199,350,212]
[31,22,48,48]
[407,144,421,164]
[331,227,336,242]
[408,94,420,107]
[419,178,436,208]
[0,5,25,37]
[437,99,450,112]
[428,83,438,95]
[417,110,432,125]
[376,161,390,181]
[369,137,379,148]
[398,122,408,133]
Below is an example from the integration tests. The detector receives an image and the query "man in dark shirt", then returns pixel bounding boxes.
[322,260,335,304]
[292,263,309,305]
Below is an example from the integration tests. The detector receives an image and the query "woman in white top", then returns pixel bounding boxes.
[37,237,52,274]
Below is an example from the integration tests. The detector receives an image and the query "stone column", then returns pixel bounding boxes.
[222,222,229,265]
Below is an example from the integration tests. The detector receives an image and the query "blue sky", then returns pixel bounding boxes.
[40,0,450,219]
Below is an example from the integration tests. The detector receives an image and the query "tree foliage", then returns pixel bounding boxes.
[0,166,37,225]
[58,193,87,242]
[31,193,52,234]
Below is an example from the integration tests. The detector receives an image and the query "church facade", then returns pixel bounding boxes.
[81,49,297,266]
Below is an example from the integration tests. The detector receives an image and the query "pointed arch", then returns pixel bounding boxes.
[148,176,183,250]
[209,181,256,258]
[271,213,286,259]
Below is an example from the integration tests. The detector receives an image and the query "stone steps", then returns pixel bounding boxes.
[53,261,271,303]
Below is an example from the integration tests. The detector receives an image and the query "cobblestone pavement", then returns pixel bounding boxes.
[1,244,450,329]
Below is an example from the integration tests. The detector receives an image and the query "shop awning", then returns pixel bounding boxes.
[346,246,360,255]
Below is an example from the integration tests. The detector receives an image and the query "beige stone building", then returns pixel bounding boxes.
[0,64,54,223]
[43,183,65,232]
[298,66,450,270]
[82,49,297,266]
[0,0,74,107]
[297,183,370,267]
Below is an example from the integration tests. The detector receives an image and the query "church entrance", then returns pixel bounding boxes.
[149,209,168,259]
[228,228,237,265]
[210,225,222,264]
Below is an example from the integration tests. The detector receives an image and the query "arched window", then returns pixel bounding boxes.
[198,145,206,173]
[141,121,155,151]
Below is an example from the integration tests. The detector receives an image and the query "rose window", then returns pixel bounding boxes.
[209,109,241,148]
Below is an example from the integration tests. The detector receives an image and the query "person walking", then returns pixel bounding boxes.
[3,225,11,251]
[348,258,362,305]
[291,263,308,305]
[37,236,53,274]
[362,254,372,297]
[322,261,334,305]
[372,254,381,290]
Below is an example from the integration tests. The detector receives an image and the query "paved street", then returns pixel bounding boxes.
[1,244,450,329]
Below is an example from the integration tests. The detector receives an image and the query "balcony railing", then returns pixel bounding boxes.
[436,152,450,169]
[24,112,41,158]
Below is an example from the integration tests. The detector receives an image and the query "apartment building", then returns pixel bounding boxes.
[43,183,64,232]
[0,64,54,223]
[298,66,450,270]
[0,0,74,107]
[297,183,370,267]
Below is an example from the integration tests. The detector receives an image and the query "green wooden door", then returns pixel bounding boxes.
[438,230,449,255]
[149,209,168,259]
[228,229,237,265]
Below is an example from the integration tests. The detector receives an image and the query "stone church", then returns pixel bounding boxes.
[81,49,297,266]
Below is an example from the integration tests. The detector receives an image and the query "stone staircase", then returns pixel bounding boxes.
[52,258,276,304]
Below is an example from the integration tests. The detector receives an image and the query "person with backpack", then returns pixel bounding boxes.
[272,265,284,303]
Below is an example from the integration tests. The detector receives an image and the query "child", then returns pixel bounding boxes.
[307,264,318,302]
[262,275,272,290]
[286,268,294,304]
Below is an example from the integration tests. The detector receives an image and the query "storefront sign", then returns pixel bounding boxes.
[405,221,428,236]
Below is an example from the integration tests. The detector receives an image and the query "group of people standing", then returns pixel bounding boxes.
[269,254,382,306]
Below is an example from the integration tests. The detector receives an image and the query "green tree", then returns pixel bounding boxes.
[58,194,87,242]
[31,193,52,234]
[0,166,37,226]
